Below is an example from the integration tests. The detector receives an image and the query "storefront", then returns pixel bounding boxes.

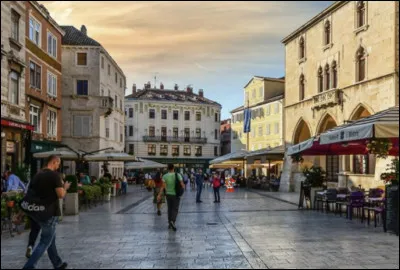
[1,119,33,175]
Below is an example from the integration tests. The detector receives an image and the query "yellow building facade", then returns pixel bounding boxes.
[280,1,399,192]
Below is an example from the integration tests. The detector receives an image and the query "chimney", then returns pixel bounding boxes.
[174,84,179,91]
[81,25,87,35]
[186,85,193,94]
[160,83,164,90]
[198,89,204,97]
[132,84,136,94]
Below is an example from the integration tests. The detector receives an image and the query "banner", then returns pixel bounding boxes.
[320,123,373,145]
[243,108,251,133]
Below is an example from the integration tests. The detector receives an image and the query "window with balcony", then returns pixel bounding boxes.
[129,108,134,118]
[76,80,88,95]
[196,112,201,121]
[160,145,168,155]
[173,127,179,138]
[30,61,41,89]
[148,144,156,155]
[30,105,41,133]
[172,145,179,156]
[77,52,87,66]
[161,109,167,120]
[184,111,190,121]
[47,32,57,58]
[173,110,179,120]
[129,125,133,136]
[184,145,191,156]
[128,144,134,155]
[29,16,41,46]
[11,10,20,42]
[184,128,190,142]
[196,128,201,138]
[47,110,57,137]
[47,72,57,97]
[195,146,202,156]
[149,109,155,119]
[149,126,155,137]
[10,71,19,105]
[161,127,167,141]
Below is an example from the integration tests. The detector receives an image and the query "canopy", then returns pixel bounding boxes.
[125,159,167,169]
[246,145,285,158]
[209,161,244,169]
[209,150,249,164]
[33,148,83,160]
[84,152,139,162]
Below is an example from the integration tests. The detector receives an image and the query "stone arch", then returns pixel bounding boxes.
[316,113,338,135]
[349,103,373,121]
[293,118,312,144]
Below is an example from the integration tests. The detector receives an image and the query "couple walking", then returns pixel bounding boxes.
[195,169,223,203]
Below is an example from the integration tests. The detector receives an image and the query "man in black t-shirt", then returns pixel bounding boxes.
[23,155,70,269]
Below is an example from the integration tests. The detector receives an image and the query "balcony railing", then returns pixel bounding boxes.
[143,136,207,144]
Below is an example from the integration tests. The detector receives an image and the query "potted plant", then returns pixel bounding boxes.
[98,177,113,201]
[303,165,326,209]
[381,158,399,186]
[65,175,79,215]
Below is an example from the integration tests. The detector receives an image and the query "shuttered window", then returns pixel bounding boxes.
[74,116,91,137]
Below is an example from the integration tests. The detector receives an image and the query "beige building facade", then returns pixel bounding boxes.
[280,1,399,192]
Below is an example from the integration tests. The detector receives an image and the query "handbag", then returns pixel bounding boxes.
[19,188,54,222]
[175,173,184,197]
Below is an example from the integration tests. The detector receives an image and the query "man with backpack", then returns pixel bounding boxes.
[157,164,185,231]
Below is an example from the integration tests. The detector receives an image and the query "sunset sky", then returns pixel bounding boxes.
[42,1,332,119]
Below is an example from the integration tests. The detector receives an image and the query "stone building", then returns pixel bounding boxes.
[124,83,221,170]
[1,1,33,174]
[60,25,126,178]
[24,1,65,176]
[220,119,231,156]
[280,1,399,192]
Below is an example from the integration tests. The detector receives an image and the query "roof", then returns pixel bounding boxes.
[281,1,347,44]
[244,76,285,89]
[125,89,221,106]
[230,94,284,114]
[61,26,101,46]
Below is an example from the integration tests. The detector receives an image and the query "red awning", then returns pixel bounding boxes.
[1,119,34,131]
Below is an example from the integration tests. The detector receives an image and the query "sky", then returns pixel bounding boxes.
[42,1,333,119]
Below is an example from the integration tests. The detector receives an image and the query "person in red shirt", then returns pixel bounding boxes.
[212,172,221,203]
[153,172,165,215]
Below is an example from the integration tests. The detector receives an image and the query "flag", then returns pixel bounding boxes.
[243,108,251,133]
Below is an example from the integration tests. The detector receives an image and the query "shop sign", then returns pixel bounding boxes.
[1,119,34,131]
[6,141,15,153]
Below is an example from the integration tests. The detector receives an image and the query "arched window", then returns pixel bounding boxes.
[299,74,305,101]
[299,37,305,59]
[318,67,323,93]
[357,47,366,82]
[357,1,366,28]
[325,64,330,90]
[324,20,331,45]
[332,61,337,88]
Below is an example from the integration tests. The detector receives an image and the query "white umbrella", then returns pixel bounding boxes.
[84,152,139,162]
[33,148,82,160]
[125,159,167,169]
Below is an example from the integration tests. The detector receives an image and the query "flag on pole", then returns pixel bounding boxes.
[243,108,251,133]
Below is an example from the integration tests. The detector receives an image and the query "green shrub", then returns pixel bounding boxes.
[14,164,30,184]
[302,166,326,188]
[80,186,95,200]
[66,175,78,193]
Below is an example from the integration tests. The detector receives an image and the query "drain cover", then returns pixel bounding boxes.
[207,222,218,225]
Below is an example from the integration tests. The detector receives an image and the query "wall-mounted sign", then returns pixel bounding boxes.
[6,141,15,153]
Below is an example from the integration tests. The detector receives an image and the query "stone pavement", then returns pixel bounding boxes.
[1,185,399,269]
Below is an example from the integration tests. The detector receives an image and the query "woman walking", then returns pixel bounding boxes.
[213,172,221,203]
[153,172,165,216]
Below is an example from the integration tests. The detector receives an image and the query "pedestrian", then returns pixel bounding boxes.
[5,171,26,192]
[183,172,189,191]
[195,169,205,203]
[157,164,184,231]
[153,172,165,216]
[79,172,91,185]
[21,155,70,269]
[122,174,128,194]
[213,172,221,203]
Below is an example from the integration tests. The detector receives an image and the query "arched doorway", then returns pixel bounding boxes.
[317,114,339,184]
[293,119,312,144]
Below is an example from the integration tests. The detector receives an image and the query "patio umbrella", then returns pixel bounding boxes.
[124,159,166,169]
[84,152,139,162]
[33,148,83,160]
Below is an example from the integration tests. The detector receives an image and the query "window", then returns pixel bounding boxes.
[47,110,57,137]
[77,80,88,95]
[215,129,218,140]
[101,57,104,69]
[74,116,91,137]
[356,1,366,28]
[266,124,271,135]
[101,89,104,96]
[274,103,279,114]
[149,126,155,137]
[214,113,218,122]
[353,155,369,174]
[11,10,20,41]
[108,64,110,75]
[128,144,134,155]
[47,32,57,58]
[258,86,263,98]
[357,47,366,82]
[120,100,122,111]
[129,126,133,136]
[325,64,330,90]
[196,112,201,121]
[258,126,263,136]
[30,105,41,133]
[114,122,118,141]
[149,109,155,119]
[299,74,305,101]
[173,128,179,138]
[124,125,127,136]
[195,146,202,156]
[184,128,190,140]
[214,146,218,156]
[30,61,41,89]
[10,71,19,104]
[77,52,87,66]
[173,110,179,120]
[318,66,323,93]
[106,127,110,138]
[184,111,190,121]
[161,109,167,120]
[129,108,133,118]
[196,128,201,138]
[266,105,270,115]
[160,145,168,155]
[29,16,41,45]
[161,127,167,140]
[324,20,331,45]
[299,36,305,59]
[47,72,57,97]
[115,72,117,83]
[120,78,122,88]
[184,145,191,155]
[148,144,156,155]
[120,125,123,142]
[332,61,338,88]
[172,145,179,155]
[274,122,279,134]
[252,89,256,99]
[114,95,118,108]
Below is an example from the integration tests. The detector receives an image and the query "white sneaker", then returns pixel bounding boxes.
[26,246,32,258]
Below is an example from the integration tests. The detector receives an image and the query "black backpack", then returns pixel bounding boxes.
[175,173,184,197]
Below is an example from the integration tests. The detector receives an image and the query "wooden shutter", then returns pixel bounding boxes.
[74,116,82,136]
[82,116,91,137]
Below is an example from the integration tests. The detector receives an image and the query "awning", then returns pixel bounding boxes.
[249,161,283,169]
[246,145,285,158]
[1,119,34,131]
[209,160,244,169]
[287,137,316,156]
[125,159,166,169]
[320,106,399,144]
[84,152,139,162]
[209,150,249,164]
[33,148,83,160]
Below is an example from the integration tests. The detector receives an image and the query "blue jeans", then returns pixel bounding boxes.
[121,182,127,194]
[23,216,63,269]
[196,181,203,202]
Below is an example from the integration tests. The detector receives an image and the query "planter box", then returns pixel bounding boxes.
[65,193,79,215]
[310,187,324,209]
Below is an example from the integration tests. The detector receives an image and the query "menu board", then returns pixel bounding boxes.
[385,185,399,235]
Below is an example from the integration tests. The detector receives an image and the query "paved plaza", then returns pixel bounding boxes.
[1,185,399,269]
